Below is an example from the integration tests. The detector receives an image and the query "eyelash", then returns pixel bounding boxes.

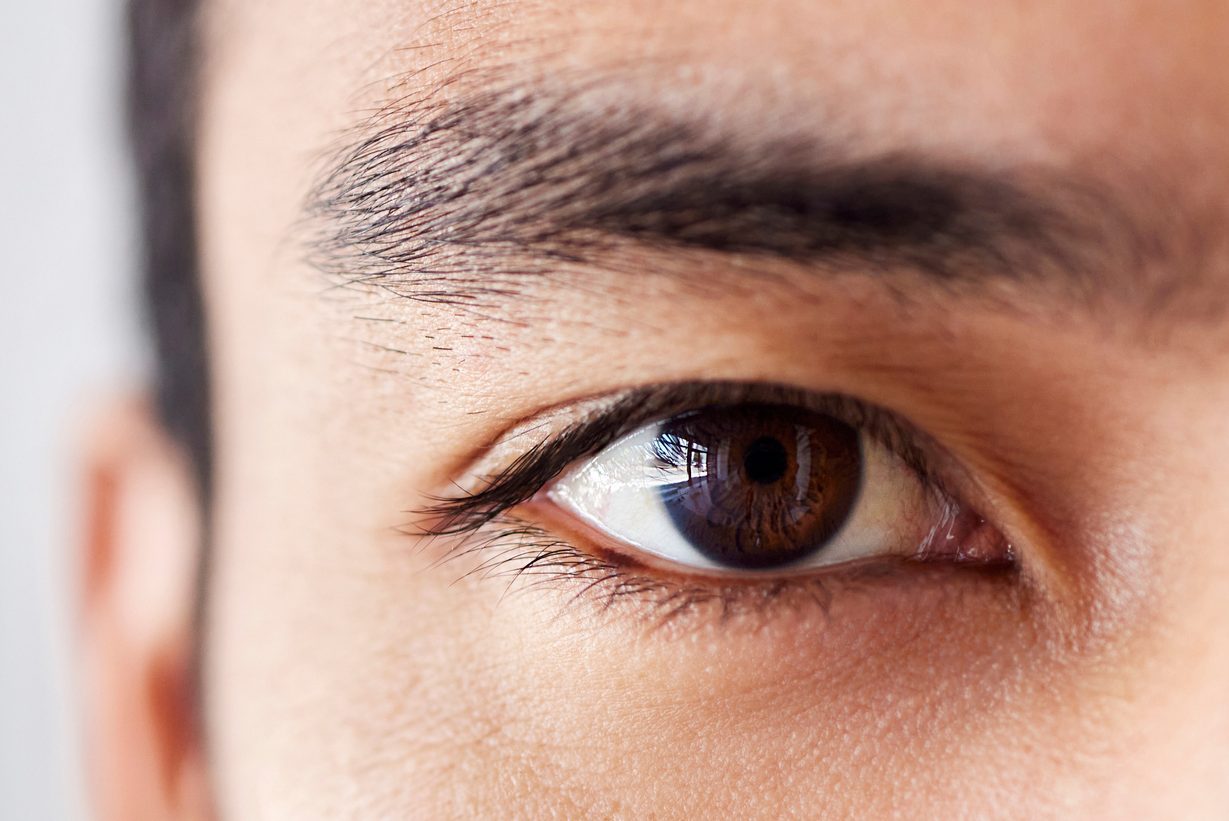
[416,381,1011,626]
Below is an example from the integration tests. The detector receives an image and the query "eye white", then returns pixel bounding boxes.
[547,417,936,575]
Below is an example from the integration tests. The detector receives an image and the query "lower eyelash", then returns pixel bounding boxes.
[434,515,825,626]
[431,514,1019,631]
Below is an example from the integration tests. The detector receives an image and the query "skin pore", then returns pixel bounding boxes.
[82,1,1229,818]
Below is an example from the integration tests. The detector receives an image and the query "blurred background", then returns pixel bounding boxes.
[1,0,142,817]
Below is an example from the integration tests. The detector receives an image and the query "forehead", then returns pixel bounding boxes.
[207,0,1229,151]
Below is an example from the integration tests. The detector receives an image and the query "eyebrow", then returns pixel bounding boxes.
[303,81,1178,316]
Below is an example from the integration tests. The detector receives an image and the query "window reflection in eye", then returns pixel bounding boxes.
[546,400,1013,576]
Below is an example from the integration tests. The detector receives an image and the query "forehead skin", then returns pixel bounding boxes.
[197,1,1229,817]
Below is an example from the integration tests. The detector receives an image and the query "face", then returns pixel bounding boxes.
[83,1,1229,817]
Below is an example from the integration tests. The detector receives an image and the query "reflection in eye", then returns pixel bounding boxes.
[548,403,1009,575]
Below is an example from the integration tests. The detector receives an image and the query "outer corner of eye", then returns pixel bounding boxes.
[540,402,1014,577]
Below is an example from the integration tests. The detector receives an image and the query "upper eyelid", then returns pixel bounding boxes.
[418,380,968,536]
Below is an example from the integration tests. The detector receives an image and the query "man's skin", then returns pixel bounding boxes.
[81,1,1229,817]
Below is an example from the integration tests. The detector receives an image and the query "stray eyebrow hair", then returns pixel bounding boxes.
[302,77,1186,316]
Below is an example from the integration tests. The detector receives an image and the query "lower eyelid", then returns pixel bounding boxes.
[517,493,1010,588]
[434,507,1023,635]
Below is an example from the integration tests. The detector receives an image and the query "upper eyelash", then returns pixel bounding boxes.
[418,380,953,538]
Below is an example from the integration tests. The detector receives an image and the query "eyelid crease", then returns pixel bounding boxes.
[417,380,966,539]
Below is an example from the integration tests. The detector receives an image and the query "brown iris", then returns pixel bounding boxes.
[655,404,862,569]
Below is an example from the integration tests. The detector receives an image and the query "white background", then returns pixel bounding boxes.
[1,0,141,817]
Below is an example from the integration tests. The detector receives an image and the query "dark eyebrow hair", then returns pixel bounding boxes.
[302,81,1188,317]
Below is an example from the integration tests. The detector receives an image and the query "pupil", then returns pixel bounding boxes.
[743,436,788,485]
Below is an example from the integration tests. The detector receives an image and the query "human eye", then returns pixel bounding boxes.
[548,400,1010,575]
[422,381,1015,622]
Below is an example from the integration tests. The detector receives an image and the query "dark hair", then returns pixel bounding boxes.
[127,0,211,500]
